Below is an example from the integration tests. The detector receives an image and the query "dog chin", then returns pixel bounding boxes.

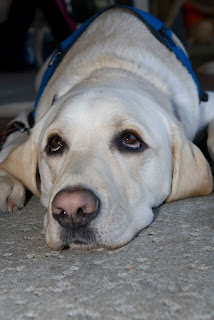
[44,218,136,251]
[46,234,129,251]
[47,238,103,251]
[56,240,129,251]
[67,241,101,251]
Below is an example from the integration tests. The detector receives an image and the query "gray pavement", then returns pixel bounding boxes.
[0,194,214,320]
[0,69,214,320]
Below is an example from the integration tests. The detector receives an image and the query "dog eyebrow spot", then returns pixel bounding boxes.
[111,116,127,128]
[51,94,59,106]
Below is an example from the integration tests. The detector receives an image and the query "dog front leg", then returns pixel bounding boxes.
[0,110,32,212]
[0,170,26,212]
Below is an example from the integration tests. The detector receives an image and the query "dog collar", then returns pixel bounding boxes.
[32,5,208,119]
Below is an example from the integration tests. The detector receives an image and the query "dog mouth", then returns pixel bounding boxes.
[67,240,101,250]
[59,225,100,250]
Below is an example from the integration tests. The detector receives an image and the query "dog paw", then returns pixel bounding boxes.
[0,170,26,212]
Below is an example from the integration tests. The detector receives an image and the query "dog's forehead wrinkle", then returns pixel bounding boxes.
[56,88,152,125]
[48,79,167,126]
[54,97,127,130]
[39,100,167,155]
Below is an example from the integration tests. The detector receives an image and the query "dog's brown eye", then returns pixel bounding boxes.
[113,130,147,153]
[122,132,141,150]
[47,135,63,154]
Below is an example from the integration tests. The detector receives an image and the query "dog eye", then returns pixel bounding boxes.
[47,135,64,154]
[114,130,147,153]
[122,133,141,149]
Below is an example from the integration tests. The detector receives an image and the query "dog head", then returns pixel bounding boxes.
[1,73,212,250]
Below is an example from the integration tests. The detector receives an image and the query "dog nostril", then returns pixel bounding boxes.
[53,208,98,228]
[53,210,72,228]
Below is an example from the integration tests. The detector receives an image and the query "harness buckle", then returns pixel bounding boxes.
[159,25,175,47]
[49,46,62,67]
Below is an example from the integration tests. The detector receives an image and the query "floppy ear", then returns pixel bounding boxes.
[166,125,213,202]
[0,135,40,198]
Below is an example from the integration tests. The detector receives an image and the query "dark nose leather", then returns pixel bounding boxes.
[52,188,100,228]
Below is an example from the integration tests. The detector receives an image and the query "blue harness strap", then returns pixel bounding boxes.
[33,5,208,119]
[32,12,101,118]
[127,6,208,103]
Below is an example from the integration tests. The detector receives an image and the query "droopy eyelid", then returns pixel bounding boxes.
[111,130,148,153]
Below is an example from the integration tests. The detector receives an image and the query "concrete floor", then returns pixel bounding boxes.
[0,69,214,320]
[0,195,214,320]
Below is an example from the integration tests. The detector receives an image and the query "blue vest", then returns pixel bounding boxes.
[33,5,208,119]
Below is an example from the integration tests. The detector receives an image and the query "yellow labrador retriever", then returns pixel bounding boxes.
[0,6,214,250]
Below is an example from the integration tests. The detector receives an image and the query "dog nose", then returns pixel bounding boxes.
[52,188,100,228]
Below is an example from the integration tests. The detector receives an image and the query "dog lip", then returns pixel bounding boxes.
[58,239,100,251]
[68,241,101,250]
